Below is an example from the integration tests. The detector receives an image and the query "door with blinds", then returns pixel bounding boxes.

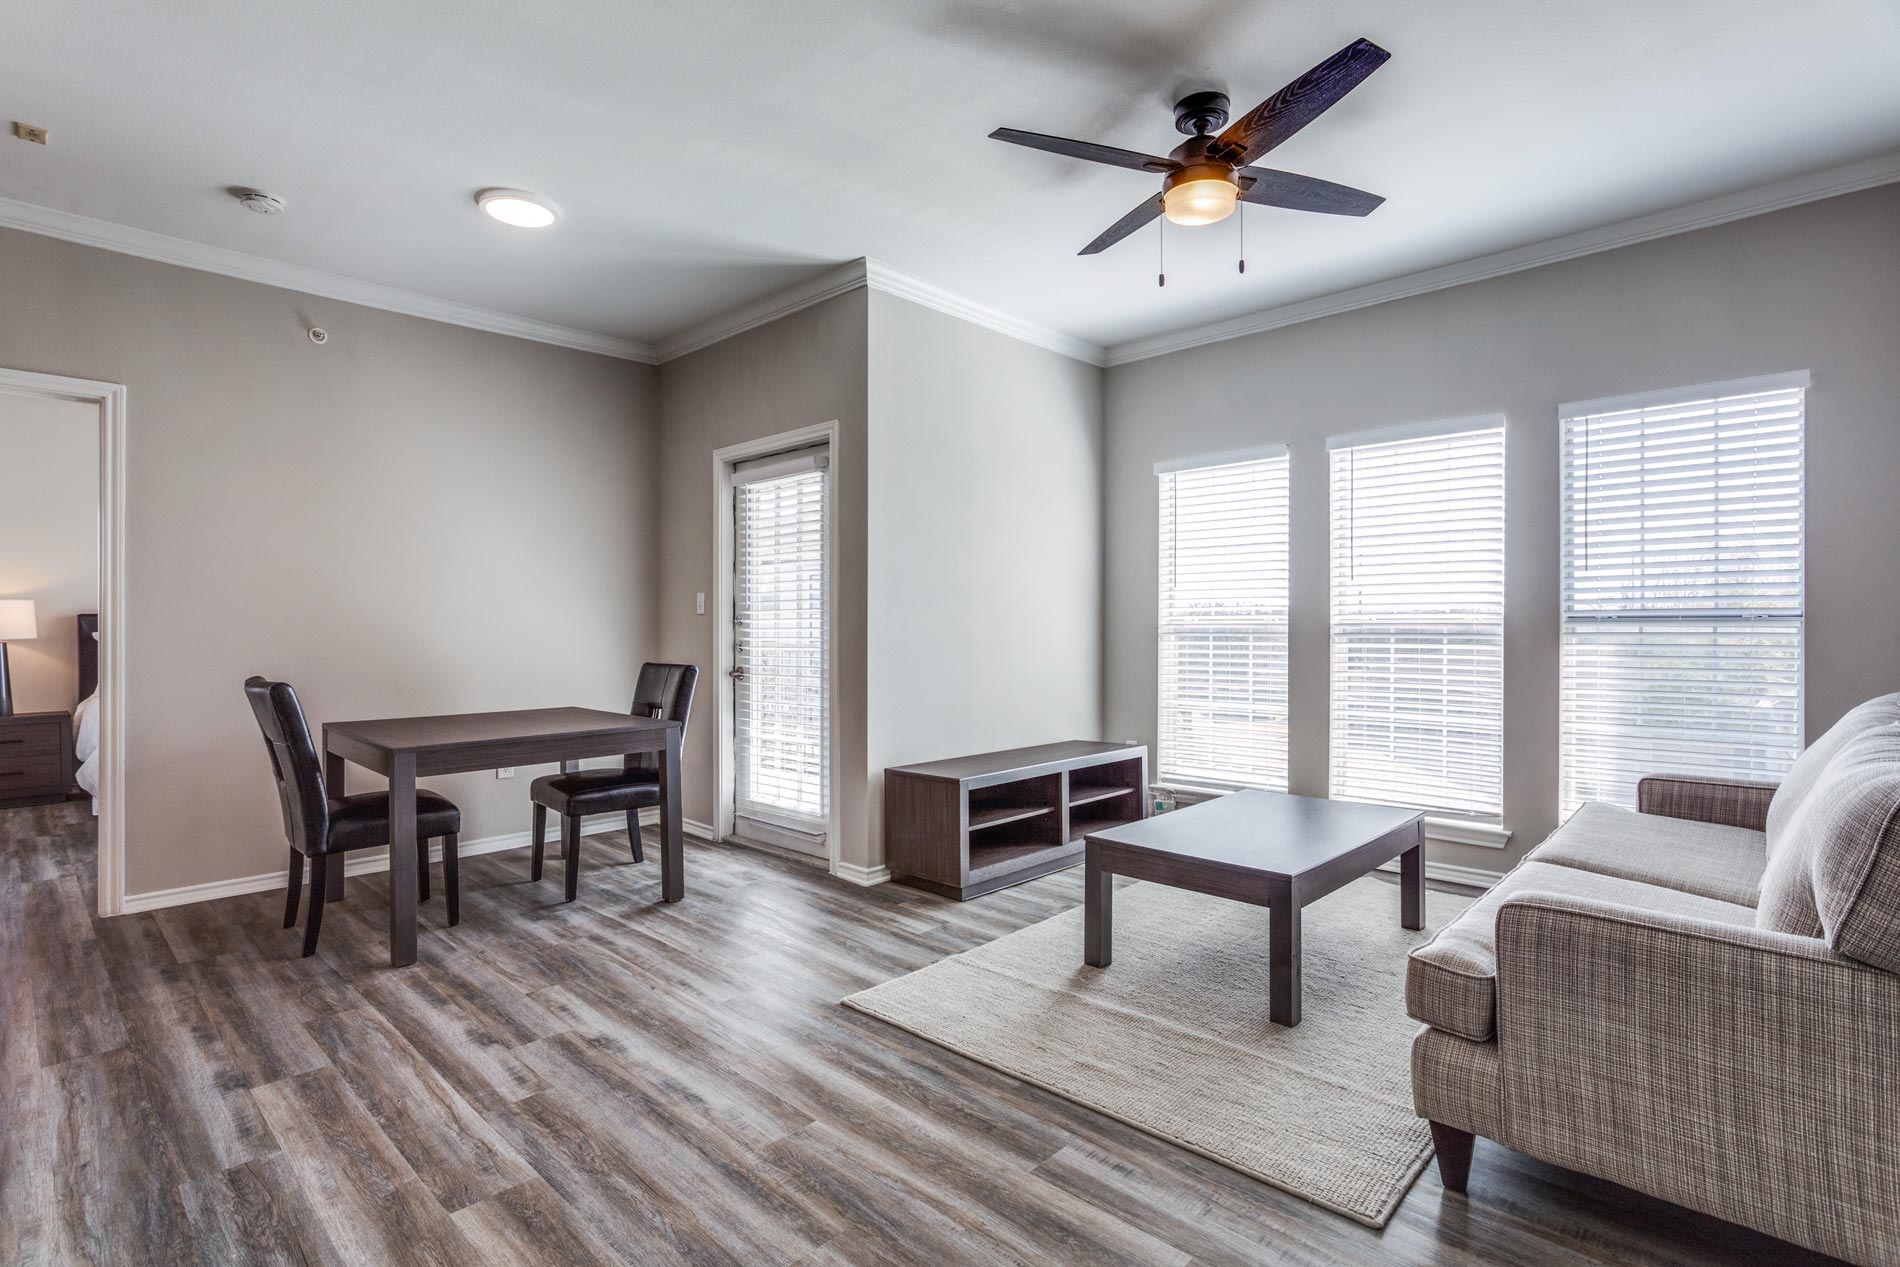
[731,446,831,855]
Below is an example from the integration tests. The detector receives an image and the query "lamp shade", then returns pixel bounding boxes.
[0,600,38,641]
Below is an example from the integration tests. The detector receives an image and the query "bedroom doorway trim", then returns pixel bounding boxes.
[0,368,128,916]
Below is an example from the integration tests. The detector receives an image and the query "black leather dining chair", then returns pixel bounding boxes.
[529,663,698,902]
[244,676,463,956]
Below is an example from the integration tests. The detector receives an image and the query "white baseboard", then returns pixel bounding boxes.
[832,860,891,887]
[120,869,299,913]
[121,809,712,914]
[1376,857,1503,891]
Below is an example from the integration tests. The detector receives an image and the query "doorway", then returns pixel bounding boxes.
[712,423,840,868]
[0,368,127,915]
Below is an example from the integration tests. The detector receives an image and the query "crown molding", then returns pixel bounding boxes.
[1102,150,1900,367]
[655,257,1109,366]
[654,259,870,362]
[0,196,659,364]
[862,259,1106,365]
[13,146,1892,378]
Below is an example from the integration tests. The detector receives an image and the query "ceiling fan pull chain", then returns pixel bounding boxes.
[1158,215,1166,287]
[1238,211,1246,274]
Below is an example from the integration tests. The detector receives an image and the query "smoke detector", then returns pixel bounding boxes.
[232,188,285,215]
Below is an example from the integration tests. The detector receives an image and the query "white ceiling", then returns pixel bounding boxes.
[5,0,1899,357]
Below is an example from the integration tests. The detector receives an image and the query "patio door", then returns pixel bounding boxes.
[729,445,830,856]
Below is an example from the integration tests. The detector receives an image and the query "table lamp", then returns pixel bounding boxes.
[0,599,37,717]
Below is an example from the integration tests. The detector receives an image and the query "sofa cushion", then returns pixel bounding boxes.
[1758,693,1900,937]
[1757,710,1900,972]
[1765,693,1900,857]
[1406,862,1755,1042]
[1532,801,1766,906]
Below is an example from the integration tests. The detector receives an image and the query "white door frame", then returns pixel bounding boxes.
[711,421,842,875]
[0,368,128,916]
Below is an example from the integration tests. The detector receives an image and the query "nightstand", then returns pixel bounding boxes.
[0,711,76,807]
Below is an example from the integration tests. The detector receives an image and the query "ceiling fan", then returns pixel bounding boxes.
[989,37,1391,256]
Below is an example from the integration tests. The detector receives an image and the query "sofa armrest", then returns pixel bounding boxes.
[1492,892,1900,1263]
[1635,773,1777,831]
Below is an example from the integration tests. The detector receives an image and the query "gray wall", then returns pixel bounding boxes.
[1103,183,1900,876]
[11,179,1893,898]
[0,227,659,896]
[654,291,873,868]
[0,393,99,712]
[866,291,1106,863]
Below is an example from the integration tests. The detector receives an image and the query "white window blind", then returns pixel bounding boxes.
[1328,419,1506,819]
[1157,448,1290,791]
[734,452,829,834]
[1559,374,1806,814]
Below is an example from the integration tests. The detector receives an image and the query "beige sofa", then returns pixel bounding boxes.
[1407,694,1900,1266]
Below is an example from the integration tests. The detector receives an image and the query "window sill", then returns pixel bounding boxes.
[1422,816,1512,850]
[1150,783,1512,850]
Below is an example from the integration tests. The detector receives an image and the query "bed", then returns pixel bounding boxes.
[74,613,100,811]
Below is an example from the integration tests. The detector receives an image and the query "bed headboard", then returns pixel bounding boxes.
[77,613,99,703]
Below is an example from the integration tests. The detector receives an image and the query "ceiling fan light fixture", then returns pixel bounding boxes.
[1162,176,1238,226]
[476,188,557,228]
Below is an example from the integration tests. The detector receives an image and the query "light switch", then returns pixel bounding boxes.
[696,592,706,615]
[496,767,515,779]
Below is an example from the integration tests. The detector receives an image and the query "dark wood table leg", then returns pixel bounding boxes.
[388,752,419,967]
[1270,880,1301,1027]
[1083,842,1112,967]
[323,750,348,902]
[659,730,683,902]
[1400,823,1424,931]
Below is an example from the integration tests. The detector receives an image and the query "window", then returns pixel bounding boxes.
[1329,419,1506,819]
[1560,373,1806,814]
[1157,448,1290,791]
[733,448,830,842]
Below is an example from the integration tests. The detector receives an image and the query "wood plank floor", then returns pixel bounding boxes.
[1,800,1843,1266]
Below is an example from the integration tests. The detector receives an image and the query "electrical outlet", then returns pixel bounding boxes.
[695,592,706,615]
[496,767,515,779]
[12,122,48,145]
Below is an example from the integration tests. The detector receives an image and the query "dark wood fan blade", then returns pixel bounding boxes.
[1080,195,1164,255]
[1236,167,1384,216]
[990,128,1179,174]
[1213,38,1390,166]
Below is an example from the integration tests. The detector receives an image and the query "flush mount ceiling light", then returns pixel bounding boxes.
[476,188,557,228]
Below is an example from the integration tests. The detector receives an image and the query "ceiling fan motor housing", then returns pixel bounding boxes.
[1163,160,1236,197]
[1164,131,1238,195]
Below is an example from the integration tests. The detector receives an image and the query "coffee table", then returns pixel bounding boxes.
[1081,790,1425,1027]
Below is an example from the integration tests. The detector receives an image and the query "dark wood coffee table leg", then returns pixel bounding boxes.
[1400,824,1424,931]
[1084,842,1112,967]
[1270,880,1301,1027]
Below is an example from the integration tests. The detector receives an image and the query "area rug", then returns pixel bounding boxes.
[843,876,1474,1227]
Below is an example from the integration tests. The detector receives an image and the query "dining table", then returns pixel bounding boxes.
[322,706,683,967]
